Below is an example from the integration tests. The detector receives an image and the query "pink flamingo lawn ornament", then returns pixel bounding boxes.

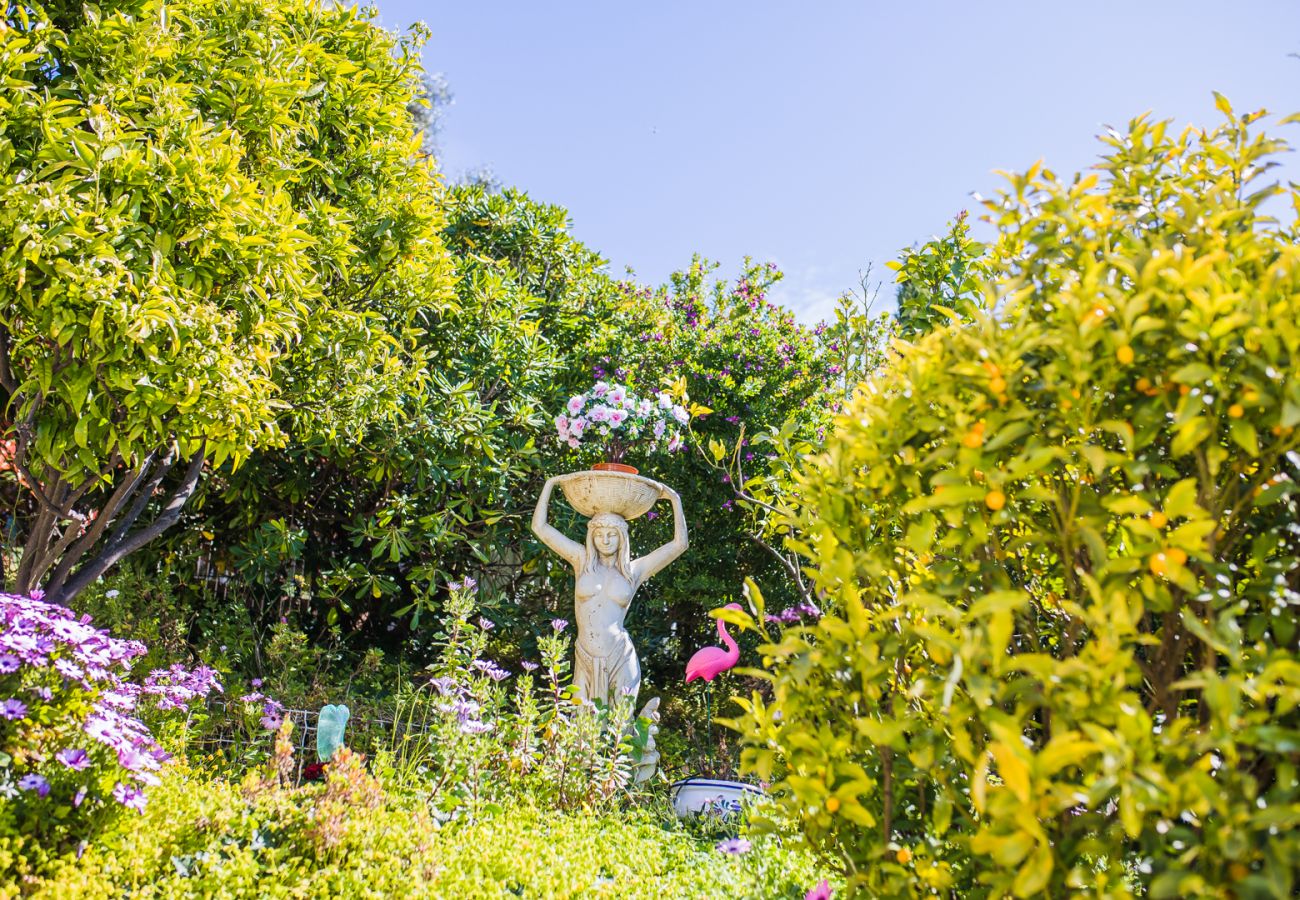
[686,603,742,683]
[685,603,743,764]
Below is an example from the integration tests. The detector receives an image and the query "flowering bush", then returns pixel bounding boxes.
[575,258,846,696]
[555,380,692,463]
[0,591,221,876]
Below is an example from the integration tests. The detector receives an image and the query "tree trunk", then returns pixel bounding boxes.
[42,448,205,606]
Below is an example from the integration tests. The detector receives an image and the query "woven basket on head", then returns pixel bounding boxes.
[559,470,662,520]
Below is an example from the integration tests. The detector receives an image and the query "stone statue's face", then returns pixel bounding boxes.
[593,526,621,557]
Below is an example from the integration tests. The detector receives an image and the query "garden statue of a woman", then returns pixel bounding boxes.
[531,473,688,706]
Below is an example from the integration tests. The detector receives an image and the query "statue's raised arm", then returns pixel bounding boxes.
[531,475,584,568]
[632,484,688,583]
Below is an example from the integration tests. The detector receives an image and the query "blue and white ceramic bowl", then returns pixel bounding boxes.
[669,777,765,817]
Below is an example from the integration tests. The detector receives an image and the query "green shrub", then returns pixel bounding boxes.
[889,210,994,341]
[732,104,1300,898]
[29,764,833,898]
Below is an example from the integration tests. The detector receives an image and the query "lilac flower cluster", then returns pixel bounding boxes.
[764,603,823,626]
[669,292,703,328]
[736,274,768,311]
[429,674,497,734]
[0,591,222,814]
[471,658,511,682]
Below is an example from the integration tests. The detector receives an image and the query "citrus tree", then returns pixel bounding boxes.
[731,103,1300,898]
[0,0,453,602]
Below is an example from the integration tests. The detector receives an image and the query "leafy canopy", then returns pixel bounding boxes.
[0,0,453,599]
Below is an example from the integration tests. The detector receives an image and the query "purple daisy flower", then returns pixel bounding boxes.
[56,748,91,771]
[804,879,833,900]
[18,773,49,797]
[0,698,27,720]
[551,618,568,633]
[112,781,147,812]
[429,676,459,696]
[715,837,752,855]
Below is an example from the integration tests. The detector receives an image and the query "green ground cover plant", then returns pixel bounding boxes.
[28,767,831,899]
[732,105,1300,897]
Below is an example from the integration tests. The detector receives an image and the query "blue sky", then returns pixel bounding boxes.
[376,1,1299,323]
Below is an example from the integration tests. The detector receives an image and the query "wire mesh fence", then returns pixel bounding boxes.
[184,699,432,785]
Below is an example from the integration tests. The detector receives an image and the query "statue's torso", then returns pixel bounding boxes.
[574,566,635,658]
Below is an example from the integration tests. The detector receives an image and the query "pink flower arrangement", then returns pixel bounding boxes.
[555,381,692,463]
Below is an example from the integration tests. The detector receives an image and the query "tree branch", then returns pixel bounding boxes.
[101,449,177,555]
[743,533,814,607]
[0,322,18,395]
[13,409,61,515]
[44,451,157,598]
[49,447,205,605]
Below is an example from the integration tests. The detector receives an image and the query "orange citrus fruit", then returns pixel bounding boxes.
[1149,510,1168,529]
[1116,345,1135,365]
[896,848,913,864]
[1228,404,1244,419]
[985,490,1006,511]
[826,797,841,813]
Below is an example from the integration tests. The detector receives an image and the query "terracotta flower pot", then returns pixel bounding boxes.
[592,461,639,475]
[560,469,661,520]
